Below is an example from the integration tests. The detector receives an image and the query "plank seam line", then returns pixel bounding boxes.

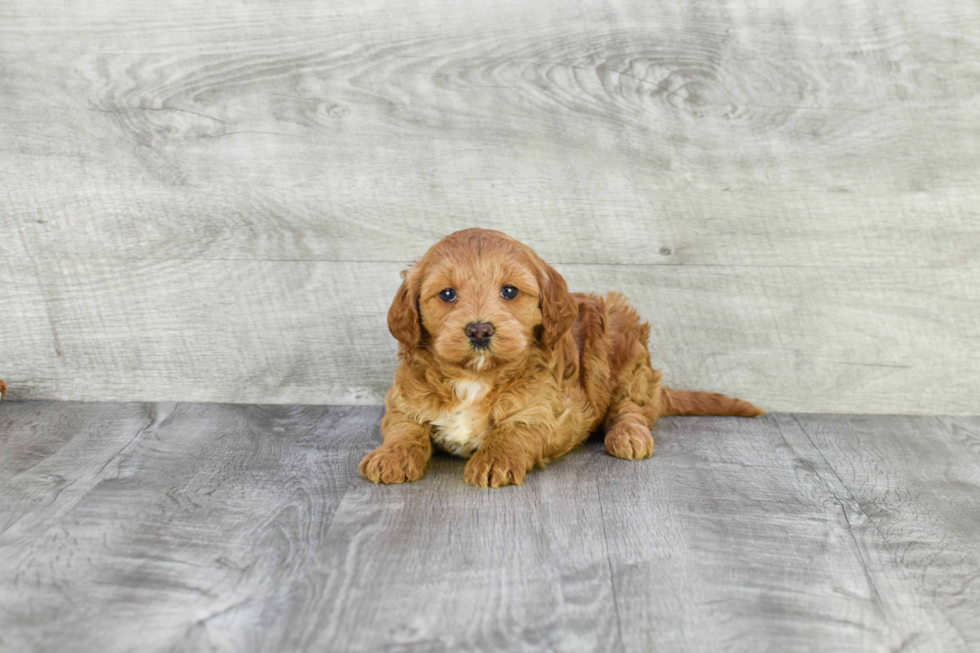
[788,414,972,648]
[591,451,626,653]
[92,403,168,475]
[309,408,384,551]
[785,415,889,543]
[772,417,903,636]
[12,256,973,271]
[310,406,384,536]
[0,402,173,539]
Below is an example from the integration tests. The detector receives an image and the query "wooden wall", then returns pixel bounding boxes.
[1,0,978,413]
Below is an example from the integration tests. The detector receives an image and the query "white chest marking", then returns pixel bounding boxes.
[431,381,490,457]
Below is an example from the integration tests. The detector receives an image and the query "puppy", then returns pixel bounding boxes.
[360,228,764,488]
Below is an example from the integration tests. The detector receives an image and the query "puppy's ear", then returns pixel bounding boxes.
[388,264,423,349]
[536,261,578,348]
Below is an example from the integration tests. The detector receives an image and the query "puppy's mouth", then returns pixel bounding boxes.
[465,339,496,370]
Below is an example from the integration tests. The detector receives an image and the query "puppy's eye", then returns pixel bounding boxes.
[500,285,518,300]
[439,288,457,303]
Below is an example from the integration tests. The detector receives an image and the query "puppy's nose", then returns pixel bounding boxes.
[465,322,494,345]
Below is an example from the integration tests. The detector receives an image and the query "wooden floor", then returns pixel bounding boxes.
[1,402,979,652]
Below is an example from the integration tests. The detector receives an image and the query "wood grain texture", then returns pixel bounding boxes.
[2,260,977,413]
[1,0,979,411]
[0,401,376,653]
[594,413,976,652]
[2,402,980,651]
[792,414,980,646]
[291,448,619,652]
[0,401,152,537]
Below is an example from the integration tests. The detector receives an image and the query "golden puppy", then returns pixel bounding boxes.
[360,228,764,488]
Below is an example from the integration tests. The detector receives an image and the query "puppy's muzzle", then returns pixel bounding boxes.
[465,322,494,350]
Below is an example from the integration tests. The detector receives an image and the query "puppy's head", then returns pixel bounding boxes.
[388,229,577,370]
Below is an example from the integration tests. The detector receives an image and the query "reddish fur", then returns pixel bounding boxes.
[0,380,6,400]
[360,229,764,488]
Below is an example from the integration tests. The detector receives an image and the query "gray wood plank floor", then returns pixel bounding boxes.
[1,402,978,652]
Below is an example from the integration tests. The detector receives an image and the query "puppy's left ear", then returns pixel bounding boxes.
[388,264,423,349]
[536,262,578,348]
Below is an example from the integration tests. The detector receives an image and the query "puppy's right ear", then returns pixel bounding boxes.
[536,260,578,349]
[387,264,422,349]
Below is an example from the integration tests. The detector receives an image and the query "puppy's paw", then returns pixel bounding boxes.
[605,422,654,460]
[464,448,528,488]
[359,444,428,484]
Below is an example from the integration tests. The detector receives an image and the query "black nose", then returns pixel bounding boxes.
[465,322,494,346]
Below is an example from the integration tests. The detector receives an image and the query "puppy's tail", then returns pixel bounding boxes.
[661,387,765,417]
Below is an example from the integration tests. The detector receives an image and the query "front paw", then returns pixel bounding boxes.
[464,447,528,488]
[359,444,428,484]
[605,422,654,460]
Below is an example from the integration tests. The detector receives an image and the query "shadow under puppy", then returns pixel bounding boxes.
[360,228,764,488]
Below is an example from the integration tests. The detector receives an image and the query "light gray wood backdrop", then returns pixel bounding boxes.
[1,0,978,413]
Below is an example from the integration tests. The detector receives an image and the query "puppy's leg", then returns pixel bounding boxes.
[359,408,432,484]
[604,367,660,461]
[604,403,655,461]
[464,423,543,489]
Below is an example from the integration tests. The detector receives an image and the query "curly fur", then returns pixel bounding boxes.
[360,228,764,488]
